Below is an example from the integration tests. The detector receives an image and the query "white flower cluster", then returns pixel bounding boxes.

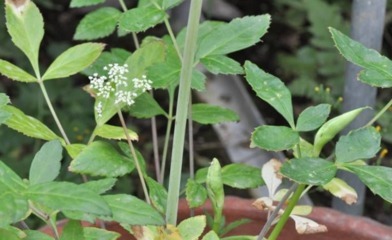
[89,63,153,118]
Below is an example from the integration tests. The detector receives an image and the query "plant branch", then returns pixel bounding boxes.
[165,0,203,225]
[366,98,392,127]
[267,184,306,240]
[117,110,151,204]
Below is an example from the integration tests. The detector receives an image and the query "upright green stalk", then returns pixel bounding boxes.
[268,184,306,240]
[165,0,203,225]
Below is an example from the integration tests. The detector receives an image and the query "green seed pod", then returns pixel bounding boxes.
[313,107,367,156]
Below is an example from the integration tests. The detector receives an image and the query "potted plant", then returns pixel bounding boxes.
[1,0,392,239]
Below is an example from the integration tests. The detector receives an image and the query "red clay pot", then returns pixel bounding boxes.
[40,197,392,240]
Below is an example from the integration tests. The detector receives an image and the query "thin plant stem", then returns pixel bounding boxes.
[164,18,183,60]
[257,183,298,240]
[267,184,306,240]
[117,110,151,204]
[150,92,161,181]
[188,96,195,180]
[38,81,70,145]
[366,98,392,127]
[165,0,203,225]
[160,91,175,184]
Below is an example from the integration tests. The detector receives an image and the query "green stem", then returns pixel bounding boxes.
[117,110,151,204]
[165,0,203,225]
[164,18,183,60]
[159,89,175,184]
[366,98,392,127]
[267,184,306,240]
[38,80,70,145]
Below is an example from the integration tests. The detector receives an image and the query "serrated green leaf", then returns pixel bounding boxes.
[251,125,299,151]
[345,165,392,203]
[191,103,239,124]
[83,227,120,240]
[27,182,111,216]
[42,43,105,81]
[65,144,86,159]
[313,107,366,156]
[146,177,167,214]
[103,194,165,225]
[82,48,131,76]
[178,215,206,240]
[330,27,392,88]
[0,228,21,240]
[280,158,337,185]
[186,179,207,208]
[74,7,121,40]
[335,127,381,163]
[245,61,295,127]
[5,0,44,73]
[0,193,29,227]
[200,55,244,75]
[29,140,63,185]
[127,92,167,118]
[24,230,54,240]
[3,105,61,142]
[197,15,270,58]
[69,141,134,177]
[191,70,206,91]
[60,220,85,240]
[162,0,184,10]
[0,59,36,82]
[221,164,264,189]
[296,104,331,132]
[118,6,166,33]
[94,124,138,141]
[0,93,10,107]
[82,178,117,194]
[70,0,106,8]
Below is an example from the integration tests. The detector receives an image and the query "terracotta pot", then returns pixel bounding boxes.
[40,197,392,240]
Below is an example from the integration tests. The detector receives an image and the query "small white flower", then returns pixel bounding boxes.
[89,63,153,118]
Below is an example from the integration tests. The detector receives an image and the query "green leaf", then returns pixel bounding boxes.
[0,59,36,82]
[202,231,220,240]
[29,140,63,185]
[0,94,11,126]
[200,55,244,75]
[82,48,131,76]
[65,144,86,159]
[82,178,117,194]
[24,230,55,240]
[197,15,270,58]
[313,107,367,156]
[5,0,44,73]
[60,220,85,240]
[103,194,165,225]
[280,158,337,185]
[244,61,295,127]
[118,5,166,33]
[43,43,105,81]
[70,0,106,7]
[3,105,61,142]
[251,125,299,151]
[191,104,239,124]
[27,182,111,216]
[221,164,264,189]
[94,124,138,141]
[346,165,392,203]
[178,215,206,240]
[335,127,381,163]
[0,193,29,227]
[191,70,206,91]
[146,177,167,214]
[127,92,167,118]
[74,7,121,40]
[0,93,10,107]
[83,227,120,240]
[206,158,224,232]
[118,142,147,174]
[186,179,208,208]
[0,228,21,240]
[330,28,392,88]
[0,161,27,193]
[162,0,184,10]
[296,104,331,132]
[69,141,135,177]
